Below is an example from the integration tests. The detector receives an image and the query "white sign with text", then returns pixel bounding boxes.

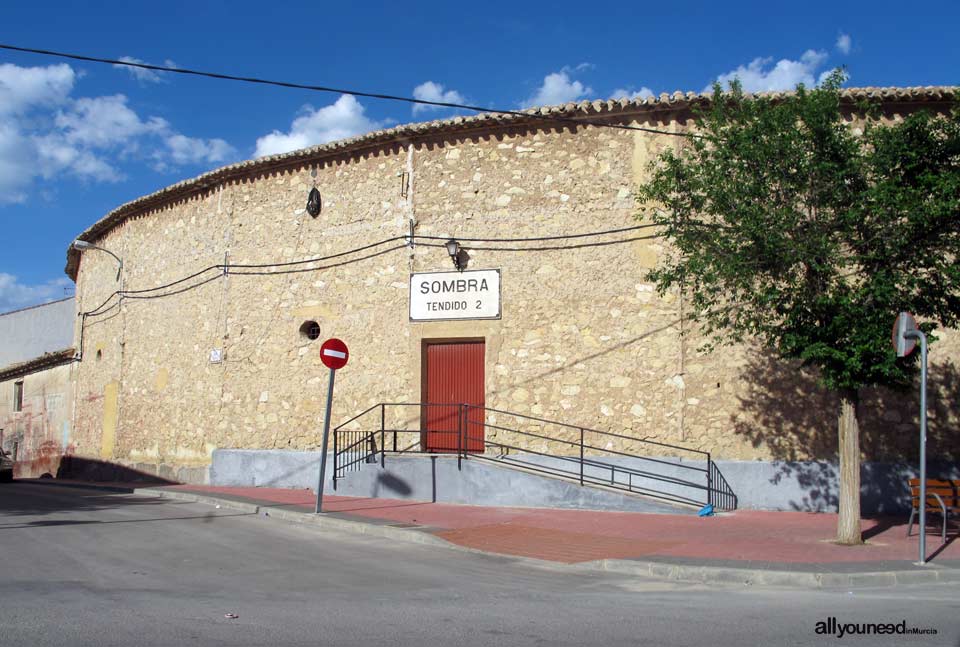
[409,269,501,321]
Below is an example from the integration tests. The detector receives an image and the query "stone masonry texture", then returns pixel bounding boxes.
[68,94,960,483]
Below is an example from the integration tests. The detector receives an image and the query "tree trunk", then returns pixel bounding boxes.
[836,389,863,545]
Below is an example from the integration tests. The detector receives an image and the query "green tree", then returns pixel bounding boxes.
[637,75,960,544]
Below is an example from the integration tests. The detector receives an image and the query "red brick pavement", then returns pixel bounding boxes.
[157,484,957,565]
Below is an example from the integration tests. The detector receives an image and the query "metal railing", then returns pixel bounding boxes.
[332,402,737,511]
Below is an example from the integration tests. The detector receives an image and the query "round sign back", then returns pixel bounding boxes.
[892,312,917,358]
[320,338,349,370]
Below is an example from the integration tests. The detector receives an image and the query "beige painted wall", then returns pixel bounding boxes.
[70,114,960,481]
[0,363,75,478]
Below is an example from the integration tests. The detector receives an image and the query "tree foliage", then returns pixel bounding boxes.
[637,74,960,395]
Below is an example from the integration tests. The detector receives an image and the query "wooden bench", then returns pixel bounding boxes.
[907,478,960,543]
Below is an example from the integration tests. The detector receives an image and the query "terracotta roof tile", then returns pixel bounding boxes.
[0,348,75,382]
[64,85,958,279]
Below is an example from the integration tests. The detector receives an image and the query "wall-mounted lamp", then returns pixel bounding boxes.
[445,238,464,271]
[306,187,322,217]
[306,168,322,217]
[72,240,123,281]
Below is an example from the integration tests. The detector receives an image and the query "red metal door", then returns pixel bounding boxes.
[424,341,485,452]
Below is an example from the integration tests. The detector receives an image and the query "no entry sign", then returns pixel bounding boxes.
[320,338,349,370]
[316,337,349,514]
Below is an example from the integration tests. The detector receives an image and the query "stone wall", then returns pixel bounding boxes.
[70,110,960,483]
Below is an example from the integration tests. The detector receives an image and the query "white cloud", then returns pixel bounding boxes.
[707,49,830,93]
[524,70,593,107]
[33,134,121,182]
[164,134,234,166]
[818,67,847,86]
[412,81,466,114]
[254,94,385,157]
[0,273,72,312]
[836,33,852,55]
[55,94,168,147]
[610,86,654,101]
[113,56,177,84]
[0,63,75,115]
[0,63,235,203]
[0,124,36,202]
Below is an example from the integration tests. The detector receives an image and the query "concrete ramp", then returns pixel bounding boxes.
[211,450,696,515]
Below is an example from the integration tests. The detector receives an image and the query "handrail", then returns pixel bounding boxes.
[483,442,710,492]
[473,405,711,458]
[474,420,708,473]
[470,453,705,508]
[334,402,383,430]
[331,402,737,511]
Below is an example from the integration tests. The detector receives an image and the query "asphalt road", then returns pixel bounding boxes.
[0,482,957,647]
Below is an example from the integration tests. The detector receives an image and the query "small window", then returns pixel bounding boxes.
[299,320,321,341]
[13,381,23,412]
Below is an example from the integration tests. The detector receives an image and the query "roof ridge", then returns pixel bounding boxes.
[0,296,74,318]
[64,85,958,280]
[0,347,76,381]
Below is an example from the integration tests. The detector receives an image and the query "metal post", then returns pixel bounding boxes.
[579,428,584,486]
[380,403,386,469]
[315,367,336,514]
[707,455,714,508]
[332,425,338,491]
[906,329,928,564]
[457,405,463,471]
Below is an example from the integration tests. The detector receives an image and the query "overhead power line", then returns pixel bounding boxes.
[0,43,702,139]
[79,225,661,318]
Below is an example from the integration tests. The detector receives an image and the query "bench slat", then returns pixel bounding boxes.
[908,478,960,512]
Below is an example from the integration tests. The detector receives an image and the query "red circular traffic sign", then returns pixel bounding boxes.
[320,338,349,370]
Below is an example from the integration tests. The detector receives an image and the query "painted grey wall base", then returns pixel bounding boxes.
[716,459,960,514]
[211,449,959,515]
[211,450,696,514]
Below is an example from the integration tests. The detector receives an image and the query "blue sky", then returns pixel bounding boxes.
[1,0,957,311]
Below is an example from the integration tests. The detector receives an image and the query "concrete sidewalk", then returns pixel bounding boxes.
[25,479,960,588]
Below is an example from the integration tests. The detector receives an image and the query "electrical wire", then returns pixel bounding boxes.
[78,217,876,319]
[81,237,408,316]
[413,224,657,243]
[228,236,407,268]
[0,43,704,139]
[419,235,658,252]
[228,244,410,277]
[79,225,665,318]
[224,208,310,364]
[122,272,223,300]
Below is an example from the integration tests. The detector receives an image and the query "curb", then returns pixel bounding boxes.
[594,558,960,589]
[139,487,452,550]
[38,481,960,590]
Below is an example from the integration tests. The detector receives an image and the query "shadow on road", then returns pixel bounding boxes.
[0,481,202,520]
[0,509,253,530]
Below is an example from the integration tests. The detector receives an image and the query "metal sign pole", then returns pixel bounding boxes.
[315,367,336,514]
[905,328,928,564]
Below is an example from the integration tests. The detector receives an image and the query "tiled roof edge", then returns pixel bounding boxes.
[64,85,958,280]
[0,348,76,382]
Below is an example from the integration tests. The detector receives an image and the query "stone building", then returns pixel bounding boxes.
[63,87,959,509]
[0,297,76,478]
